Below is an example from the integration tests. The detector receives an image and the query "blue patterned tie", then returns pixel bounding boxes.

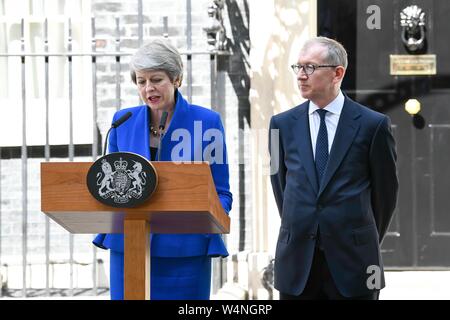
[315,109,328,186]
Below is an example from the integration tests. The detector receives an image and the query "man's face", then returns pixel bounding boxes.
[296,44,339,105]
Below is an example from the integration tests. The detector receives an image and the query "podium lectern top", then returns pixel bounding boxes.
[41,161,230,235]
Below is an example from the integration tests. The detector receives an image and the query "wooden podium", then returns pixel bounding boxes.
[40,161,230,300]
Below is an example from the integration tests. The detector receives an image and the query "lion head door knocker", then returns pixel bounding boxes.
[400,5,426,52]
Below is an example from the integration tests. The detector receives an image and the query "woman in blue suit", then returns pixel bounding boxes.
[93,39,233,300]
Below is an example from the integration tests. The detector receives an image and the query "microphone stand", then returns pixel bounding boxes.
[156,111,169,161]
[156,131,165,161]
[103,111,132,156]
[103,127,113,156]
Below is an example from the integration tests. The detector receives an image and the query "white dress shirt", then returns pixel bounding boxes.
[309,91,344,159]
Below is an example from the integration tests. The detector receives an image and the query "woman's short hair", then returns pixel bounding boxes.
[130,38,184,85]
[302,36,348,69]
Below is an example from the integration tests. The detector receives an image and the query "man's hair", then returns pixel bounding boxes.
[302,36,348,69]
[129,38,184,85]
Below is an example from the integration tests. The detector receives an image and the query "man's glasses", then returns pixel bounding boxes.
[291,64,339,75]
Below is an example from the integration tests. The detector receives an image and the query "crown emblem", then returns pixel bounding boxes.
[114,158,128,170]
[88,152,157,207]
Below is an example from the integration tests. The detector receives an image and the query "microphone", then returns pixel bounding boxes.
[112,111,132,128]
[156,111,169,161]
[159,111,169,131]
[103,111,132,156]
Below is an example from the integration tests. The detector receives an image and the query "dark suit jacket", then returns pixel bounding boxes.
[269,94,398,297]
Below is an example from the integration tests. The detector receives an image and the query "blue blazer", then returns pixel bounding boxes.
[269,95,398,297]
[93,90,232,258]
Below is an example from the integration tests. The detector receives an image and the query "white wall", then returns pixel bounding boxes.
[249,0,316,258]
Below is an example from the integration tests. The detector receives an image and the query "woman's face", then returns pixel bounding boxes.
[135,69,178,111]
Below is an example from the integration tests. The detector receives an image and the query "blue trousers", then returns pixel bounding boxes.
[110,251,212,300]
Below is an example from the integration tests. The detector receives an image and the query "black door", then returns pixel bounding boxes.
[318,0,450,268]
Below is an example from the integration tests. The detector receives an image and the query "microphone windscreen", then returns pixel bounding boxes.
[112,111,132,128]
[159,111,169,130]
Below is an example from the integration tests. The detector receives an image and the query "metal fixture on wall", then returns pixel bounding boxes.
[405,98,421,115]
[204,0,228,51]
[405,99,425,129]
[400,5,426,52]
[261,259,275,300]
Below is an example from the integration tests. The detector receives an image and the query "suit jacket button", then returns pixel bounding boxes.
[309,234,316,239]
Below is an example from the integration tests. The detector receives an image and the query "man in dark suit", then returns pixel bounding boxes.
[269,37,398,300]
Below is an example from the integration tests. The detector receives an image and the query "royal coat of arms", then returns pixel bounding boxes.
[87,152,157,207]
